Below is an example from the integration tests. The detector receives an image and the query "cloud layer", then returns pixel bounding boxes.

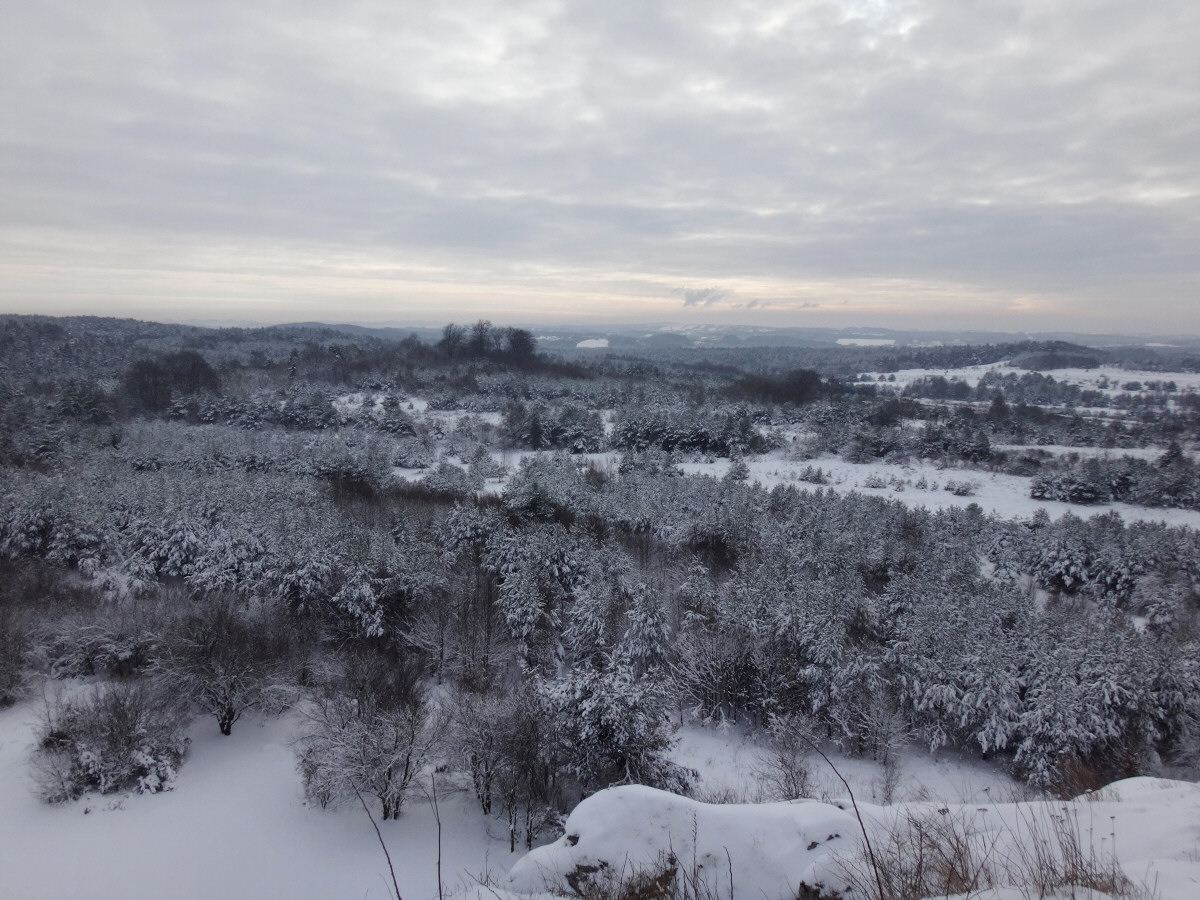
[2,1,1197,330]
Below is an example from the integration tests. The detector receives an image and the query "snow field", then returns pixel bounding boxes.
[403,445,1200,530]
[857,363,1200,395]
[3,687,1197,900]
[0,698,1028,900]
[670,724,1015,808]
[0,703,505,900]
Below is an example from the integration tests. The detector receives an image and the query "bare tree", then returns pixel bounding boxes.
[152,601,295,735]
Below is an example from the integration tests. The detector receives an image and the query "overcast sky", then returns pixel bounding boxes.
[2,1,1197,332]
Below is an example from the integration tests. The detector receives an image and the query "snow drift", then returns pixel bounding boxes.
[497,778,1200,900]
[506,785,860,897]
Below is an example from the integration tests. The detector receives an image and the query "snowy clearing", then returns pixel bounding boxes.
[0,703,505,900]
[859,363,1200,395]
[727,452,1200,529]
[0,699,1031,900]
[400,447,1200,530]
[671,723,1016,808]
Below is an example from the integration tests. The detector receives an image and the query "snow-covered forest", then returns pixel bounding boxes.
[2,314,1200,898]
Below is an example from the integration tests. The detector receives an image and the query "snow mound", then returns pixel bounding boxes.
[505,785,858,898]
[497,778,1200,900]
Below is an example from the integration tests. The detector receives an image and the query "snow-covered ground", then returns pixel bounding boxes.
[0,703,506,900]
[402,447,1200,530]
[17,377,1187,899]
[858,363,1011,390]
[1029,365,1200,394]
[859,363,1200,395]
[0,697,1032,900]
[382,379,1200,529]
[725,452,1200,529]
[672,723,1016,808]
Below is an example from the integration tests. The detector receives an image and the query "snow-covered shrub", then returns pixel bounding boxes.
[1030,472,1110,505]
[185,529,268,597]
[504,452,593,519]
[33,682,190,803]
[613,405,764,457]
[294,652,440,820]
[799,465,829,485]
[1013,614,1157,792]
[392,436,434,469]
[0,494,58,559]
[943,479,978,497]
[29,612,158,680]
[422,460,483,495]
[446,415,493,457]
[672,618,756,725]
[754,714,818,801]
[466,443,506,480]
[1030,519,1093,594]
[267,551,385,639]
[486,521,586,665]
[503,403,605,453]
[724,457,751,483]
[377,403,417,436]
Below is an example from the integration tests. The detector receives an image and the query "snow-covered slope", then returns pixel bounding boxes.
[0,703,506,900]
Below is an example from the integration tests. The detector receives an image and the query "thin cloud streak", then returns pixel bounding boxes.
[1,1,1197,331]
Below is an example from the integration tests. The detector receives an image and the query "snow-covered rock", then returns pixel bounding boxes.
[496,777,1200,900]
[499,777,1200,900]
[506,785,859,898]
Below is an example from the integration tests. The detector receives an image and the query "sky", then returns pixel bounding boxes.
[1,0,1198,333]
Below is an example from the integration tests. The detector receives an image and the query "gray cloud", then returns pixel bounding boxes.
[1,0,1197,330]
[680,287,726,307]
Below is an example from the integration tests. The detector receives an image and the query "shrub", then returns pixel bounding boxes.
[753,713,818,801]
[828,802,1151,900]
[943,479,978,497]
[392,436,434,469]
[537,656,690,796]
[422,460,484,495]
[33,682,190,803]
[723,457,750,483]
[29,613,158,680]
[799,465,829,485]
[294,651,440,820]
[449,685,568,851]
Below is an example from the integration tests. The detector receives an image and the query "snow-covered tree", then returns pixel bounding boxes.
[295,652,439,820]
[537,650,688,794]
[152,602,295,735]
